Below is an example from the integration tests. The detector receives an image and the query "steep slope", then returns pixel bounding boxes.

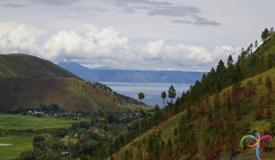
[59,62,204,83]
[0,54,146,114]
[110,31,275,160]
[111,68,275,160]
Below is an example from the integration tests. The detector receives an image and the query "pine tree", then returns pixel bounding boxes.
[198,97,206,115]
[245,81,256,97]
[168,85,176,103]
[271,119,275,135]
[227,55,234,67]
[214,93,221,111]
[226,55,235,85]
[147,132,163,160]
[255,40,258,48]
[270,26,274,36]
[161,91,167,107]
[216,60,226,90]
[265,76,273,92]
[124,150,133,160]
[177,111,192,147]
[261,28,270,41]
[247,43,253,54]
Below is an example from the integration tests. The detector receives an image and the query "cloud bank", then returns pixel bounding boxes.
[0,23,239,71]
[110,0,220,26]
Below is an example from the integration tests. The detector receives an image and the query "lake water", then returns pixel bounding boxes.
[101,82,192,107]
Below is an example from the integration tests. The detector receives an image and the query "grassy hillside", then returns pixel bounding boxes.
[110,31,275,160]
[111,68,275,160]
[0,54,78,78]
[0,54,147,114]
[0,77,145,113]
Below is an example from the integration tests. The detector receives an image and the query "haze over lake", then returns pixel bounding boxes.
[101,82,192,107]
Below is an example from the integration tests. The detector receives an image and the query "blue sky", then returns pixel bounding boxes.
[0,0,274,71]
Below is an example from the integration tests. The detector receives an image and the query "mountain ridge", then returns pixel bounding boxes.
[0,54,147,114]
[58,62,204,83]
[0,53,79,79]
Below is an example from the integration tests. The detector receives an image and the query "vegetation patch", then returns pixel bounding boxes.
[0,136,33,160]
[0,114,79,130]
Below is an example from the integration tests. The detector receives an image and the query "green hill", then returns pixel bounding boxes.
[110,29,275,160]
[0,54,146,114]
[0,54,78,78]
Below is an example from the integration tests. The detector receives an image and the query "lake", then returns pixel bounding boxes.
[101,82,192,107]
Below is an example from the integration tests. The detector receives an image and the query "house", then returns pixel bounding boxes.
[27,110,45,117]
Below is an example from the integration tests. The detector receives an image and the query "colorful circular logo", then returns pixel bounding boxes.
[240,133,272,160]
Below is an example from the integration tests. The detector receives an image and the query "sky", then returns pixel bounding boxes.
[0,0,274,71]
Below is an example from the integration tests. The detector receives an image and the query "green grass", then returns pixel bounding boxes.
[0,114,78,130]
[0,136,33,160]
[0,53,77,79]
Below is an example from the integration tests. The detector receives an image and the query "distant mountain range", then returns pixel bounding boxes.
[58,62,204,83]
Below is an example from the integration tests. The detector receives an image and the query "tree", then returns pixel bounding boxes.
[110,156,115,160]
[265,76,273,92]
[267,54,275,68]
[240,48,248,58]
[232,82,242,101]
[255,107,264,120]
[18,151,36,160]
[214,93,221,111]
[198,98,206,115]
[258,76,263,85]
[138,92,145,102]
[216,60,226,90]
[147,132,163,160]
[225,55,235,86]
[233,64,242,82]
[227,55,234,67]
[245,81,256,97]
[161,91,167,107]
[177,110,193,148]
[271,119,275,135]
[261,28,270,41]
[217,60,226,71]
[255,40,258,48]
[124,150,133,160]
[154,105,162,122]
[270,26,274,36]
[247,43,253,54]
[168,85,176,103]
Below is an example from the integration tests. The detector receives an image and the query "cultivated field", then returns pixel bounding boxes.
[0,114,79,130]
[0,136,33,160]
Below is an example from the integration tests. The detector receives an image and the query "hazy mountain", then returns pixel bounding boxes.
[58,62,204,83]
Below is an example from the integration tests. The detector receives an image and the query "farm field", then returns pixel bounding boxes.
[0,136,33,160]
[0,114,80,130]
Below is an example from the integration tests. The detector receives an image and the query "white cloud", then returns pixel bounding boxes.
[83,27,128,57]
[43,25,128,61]
[145,40,164,55]
[0,23,42,54]
[0,23,240,71]
[44,30,82,59]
